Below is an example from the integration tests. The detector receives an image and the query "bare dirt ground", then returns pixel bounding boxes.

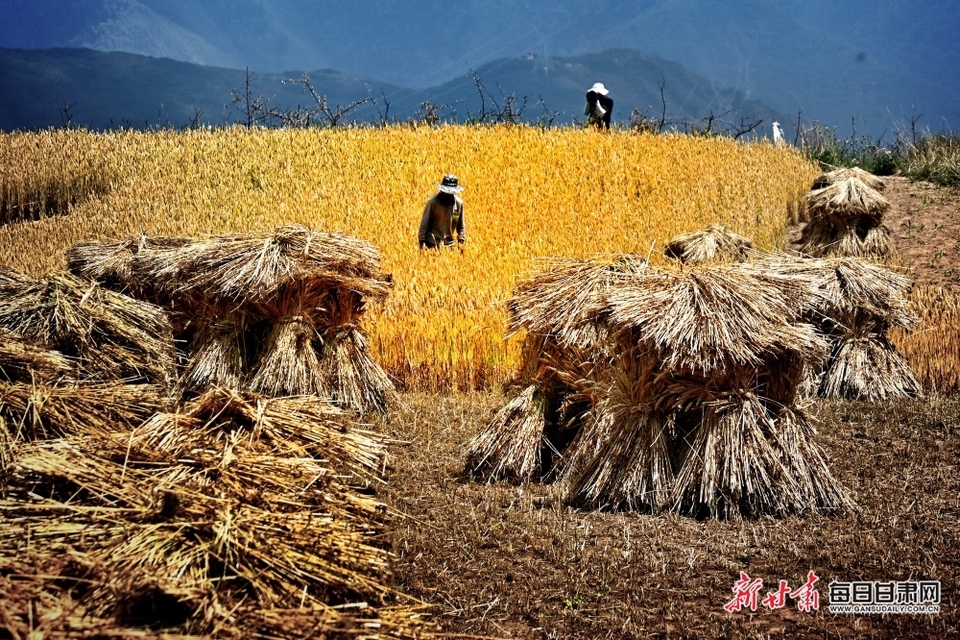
[378,176,960,639]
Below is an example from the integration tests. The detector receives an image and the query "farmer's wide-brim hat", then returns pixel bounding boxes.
[437,174,464,194]
[589,82,609,96]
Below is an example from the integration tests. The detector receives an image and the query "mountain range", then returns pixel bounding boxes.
[0,47,788,135]
[2,0,959,137]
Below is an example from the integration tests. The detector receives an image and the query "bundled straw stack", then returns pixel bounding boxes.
[664,223,754,264]
[0,387,435,638]
[0,266,176,388]
[748,255,921,401]
[798,168,892,259]
[467,256,646,483]
[68,225,396,414]
[466,256,853,518]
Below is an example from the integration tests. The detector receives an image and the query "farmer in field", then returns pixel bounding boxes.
[584,82,613,129]
[419,174,466,251]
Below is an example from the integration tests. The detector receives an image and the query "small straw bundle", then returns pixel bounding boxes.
[564,358,675,512]
[468,258,853,518]
[175,318,250,397]
[320,325,397,416]
[0,266,177,388]
[68,225,396,413]
[248,314,328,397]
[0,328,73,384]
[664,223,754,264]
[819,332,922,401]
[464,383,548,483]
[798,171,892,259]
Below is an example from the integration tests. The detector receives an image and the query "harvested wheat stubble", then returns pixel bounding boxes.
[664,223,754,264]
[0,387,435,638]
[470,257,852,518]
[0,266,177,388]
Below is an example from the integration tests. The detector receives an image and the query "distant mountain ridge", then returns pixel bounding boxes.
[2,0,958,136]
[0,47,789,135]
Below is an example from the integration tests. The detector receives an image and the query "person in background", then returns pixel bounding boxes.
[419,174,466,251]
[584,82,613,129]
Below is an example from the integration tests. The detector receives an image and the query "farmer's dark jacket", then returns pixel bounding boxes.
[418,193,465,247]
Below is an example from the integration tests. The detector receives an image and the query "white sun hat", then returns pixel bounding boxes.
[589,82,609,96]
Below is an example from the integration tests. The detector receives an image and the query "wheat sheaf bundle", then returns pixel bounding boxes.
[0,266,176,388]
[664,223,754,264]
[469,257,852,519]
[68,226,397,412]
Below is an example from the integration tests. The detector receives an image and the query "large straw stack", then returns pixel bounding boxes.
[466,257,853,518]
[798,169,892,259]
[68,225,396,414]
[786,168,918,398]
[1,387,435,638]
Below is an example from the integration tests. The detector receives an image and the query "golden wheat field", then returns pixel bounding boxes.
[2,125,822,390]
